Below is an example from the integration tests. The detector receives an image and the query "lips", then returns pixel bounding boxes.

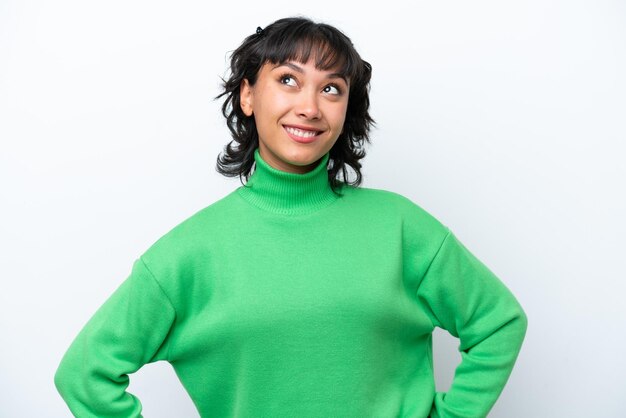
[283,125,323,137]
[283,125,323,143]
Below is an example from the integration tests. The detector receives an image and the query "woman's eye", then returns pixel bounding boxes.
[280,75,297,87]
[323,85,341,95]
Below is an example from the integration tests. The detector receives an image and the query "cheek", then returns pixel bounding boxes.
[331,102,349,127]
[269,93,292,113]
[257,96,291,125]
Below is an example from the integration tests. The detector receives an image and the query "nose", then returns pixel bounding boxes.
[295,90,321,120]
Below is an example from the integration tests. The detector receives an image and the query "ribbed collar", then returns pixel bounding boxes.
[237,148,339,215]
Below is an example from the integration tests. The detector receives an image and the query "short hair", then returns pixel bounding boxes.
[214,16,375,193]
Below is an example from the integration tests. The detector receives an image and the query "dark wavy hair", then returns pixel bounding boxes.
[214,16,375,194]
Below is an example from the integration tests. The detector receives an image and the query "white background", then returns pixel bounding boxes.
[1,0,625,417]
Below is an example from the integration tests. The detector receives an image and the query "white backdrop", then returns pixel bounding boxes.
[1,1,624,417]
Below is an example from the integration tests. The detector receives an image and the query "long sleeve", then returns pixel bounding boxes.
[416,230,528,418]
[54,257,176,418]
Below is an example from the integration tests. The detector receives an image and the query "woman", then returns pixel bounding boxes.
[55,16,527,418]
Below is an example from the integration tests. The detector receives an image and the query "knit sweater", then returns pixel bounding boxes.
[54,148,528,418]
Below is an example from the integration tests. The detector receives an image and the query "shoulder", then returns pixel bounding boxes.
[339,185,450,252]
[338,184,410,209]
[342,185,450,272]
[341,185,448,231]
[139,189,241,267]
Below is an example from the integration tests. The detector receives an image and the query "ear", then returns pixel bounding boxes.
[240,79,254,117]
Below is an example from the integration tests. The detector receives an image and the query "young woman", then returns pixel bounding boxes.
[55,16,527,418]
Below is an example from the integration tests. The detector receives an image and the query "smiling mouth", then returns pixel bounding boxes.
[283,126,323,138]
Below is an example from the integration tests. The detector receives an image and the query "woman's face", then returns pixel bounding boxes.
[240,59,350,174]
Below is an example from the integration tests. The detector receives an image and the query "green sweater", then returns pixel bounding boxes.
[55,148,527,418]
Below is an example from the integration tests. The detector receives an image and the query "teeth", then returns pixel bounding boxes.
[285,126,319,138]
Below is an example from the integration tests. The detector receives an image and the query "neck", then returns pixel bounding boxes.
[237,148,340,215]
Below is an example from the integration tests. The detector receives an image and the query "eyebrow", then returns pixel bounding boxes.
[272,62,348,84]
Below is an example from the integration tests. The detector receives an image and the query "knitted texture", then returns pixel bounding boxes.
[55,148,527,417]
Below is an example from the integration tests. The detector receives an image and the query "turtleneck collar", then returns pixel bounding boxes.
[237,148,340,215]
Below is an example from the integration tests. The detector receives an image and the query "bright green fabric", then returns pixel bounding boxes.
[55,148,527,417]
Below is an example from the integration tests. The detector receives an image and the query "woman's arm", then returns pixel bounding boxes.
[54,257,176,417]
[417,230,528,418]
